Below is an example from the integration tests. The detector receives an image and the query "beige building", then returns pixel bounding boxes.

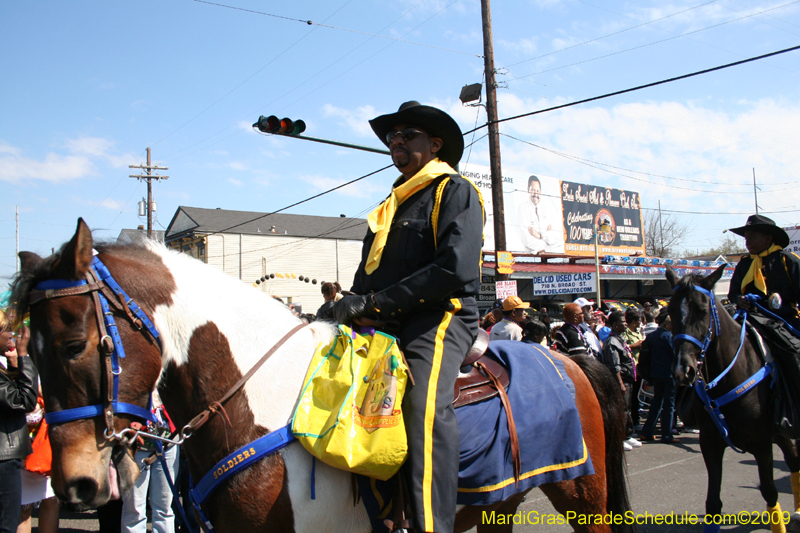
[164,206,367,314]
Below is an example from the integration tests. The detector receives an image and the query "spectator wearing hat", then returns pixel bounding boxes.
[554,303,591,357]
[328,100,484,533]
[490,296,529,341]
[573,297,603,358]
[639,309,680,444]
[728,214,800,330]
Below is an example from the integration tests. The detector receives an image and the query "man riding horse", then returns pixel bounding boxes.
[728,214,800,330]
[326,101,484,533]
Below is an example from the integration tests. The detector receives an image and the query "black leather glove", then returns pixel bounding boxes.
[330,294,375,324]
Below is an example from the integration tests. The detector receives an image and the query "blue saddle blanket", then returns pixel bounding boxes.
[357,340,593,526]
[456,340,593,505]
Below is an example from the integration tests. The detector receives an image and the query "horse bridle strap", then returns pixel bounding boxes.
[32,256,160,432]
[181,322,309,437]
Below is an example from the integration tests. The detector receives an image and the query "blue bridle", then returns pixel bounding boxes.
[672,284,774,453]
[30,256,160,436]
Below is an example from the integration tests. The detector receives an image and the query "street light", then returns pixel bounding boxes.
[594,221,612,310]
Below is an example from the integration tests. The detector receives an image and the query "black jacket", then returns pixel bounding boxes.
[729,249,800,324]
[642,328,674,380]
[602,333,635,383]
[1,357,39,460]
[352,173,484,319]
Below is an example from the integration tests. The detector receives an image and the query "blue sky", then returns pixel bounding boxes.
[2,0,799,284]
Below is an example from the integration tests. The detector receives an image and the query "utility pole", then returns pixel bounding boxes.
[480,0,507,281]
[15,205,19,274]
[658,200,664,257]
[753,168,759,214]
[129,148,169,239]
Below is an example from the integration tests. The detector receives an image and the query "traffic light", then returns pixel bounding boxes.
[253,115,306,136]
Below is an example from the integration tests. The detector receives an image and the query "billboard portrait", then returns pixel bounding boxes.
[561,181,645,257]
[460,163,565,254]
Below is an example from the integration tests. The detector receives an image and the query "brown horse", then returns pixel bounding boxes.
[12,219,632,533]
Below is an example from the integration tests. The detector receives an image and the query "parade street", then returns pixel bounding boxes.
[34,433,795,533]
[473,432,796,533]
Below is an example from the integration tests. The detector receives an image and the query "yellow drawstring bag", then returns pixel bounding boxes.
[291,325,409,480]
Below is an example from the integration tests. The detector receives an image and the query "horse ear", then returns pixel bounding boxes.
[699,264,726,290]
[52,218,94,280]
[665,266,679,288]
[18,252,43,273]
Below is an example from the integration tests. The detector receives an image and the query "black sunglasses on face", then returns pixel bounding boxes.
[386,128,427,144]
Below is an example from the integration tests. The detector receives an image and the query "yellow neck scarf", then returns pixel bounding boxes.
[364,158,455,274]
[741,243,783,293]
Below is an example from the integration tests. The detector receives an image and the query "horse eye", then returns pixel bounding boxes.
[64,341,87,358]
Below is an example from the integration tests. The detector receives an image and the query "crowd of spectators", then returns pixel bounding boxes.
[479,295,692,452]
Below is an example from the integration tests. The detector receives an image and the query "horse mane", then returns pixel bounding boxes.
[10,239,159,324]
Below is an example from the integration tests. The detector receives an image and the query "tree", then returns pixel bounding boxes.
[643,209,692,258]
[691,234,746,258]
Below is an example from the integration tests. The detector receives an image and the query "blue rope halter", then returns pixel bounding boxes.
[30,256,160,436]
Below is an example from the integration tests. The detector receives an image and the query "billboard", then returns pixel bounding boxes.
[461,163,644,256]
[785,226,800,255]
[561,181,645,257]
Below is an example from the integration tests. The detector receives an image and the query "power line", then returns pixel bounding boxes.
[501,0,719,69]
[508,0,800,81]
[192,0,480,57]
[500,133,798,192]
[463,42,800,134]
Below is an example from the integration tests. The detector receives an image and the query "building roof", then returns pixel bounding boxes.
[117,228,165,244]
[164,206,368,242]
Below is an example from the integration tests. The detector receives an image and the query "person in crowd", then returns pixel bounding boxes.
[554,303,591,357]
[594,311,611,343]
[121,391,180,533]
[489,296,529,341]
[601,311,641,451]
[521,319,548,346]
[17,388,59,533]
[573,297,603,358]
[638,310,680,444]
[326,101,484,533]
[480,310,497,331]
[1,311,38,533]
[642,309,658,337]
[484,299,504,333]
[621,308,645,431]
[316,281,343,317]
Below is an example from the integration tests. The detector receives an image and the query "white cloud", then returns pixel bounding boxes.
[227,161,248,171]
[0,137,140,183]
[322,104,378,137]
[227,177,243,186]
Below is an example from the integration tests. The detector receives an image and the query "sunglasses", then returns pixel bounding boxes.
[385,128,427,145]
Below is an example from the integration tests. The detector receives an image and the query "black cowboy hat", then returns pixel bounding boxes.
[728,214,790,248]
[369,101,464,168]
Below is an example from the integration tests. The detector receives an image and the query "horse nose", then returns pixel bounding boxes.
[674,363,696,386]
[64,476,98,505]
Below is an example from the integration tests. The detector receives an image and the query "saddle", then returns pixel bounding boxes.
[453,329,520,484]
[453,329,510,407]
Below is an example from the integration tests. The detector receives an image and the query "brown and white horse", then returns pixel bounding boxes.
[12,219,632,533]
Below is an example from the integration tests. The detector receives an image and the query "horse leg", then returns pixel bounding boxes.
[776,436,800,529]
[754,443,788,533]
[699,428,726,533]
[473,491,529,533]
[540,477,611,533]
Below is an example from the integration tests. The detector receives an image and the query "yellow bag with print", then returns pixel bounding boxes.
[291,325,409,480]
